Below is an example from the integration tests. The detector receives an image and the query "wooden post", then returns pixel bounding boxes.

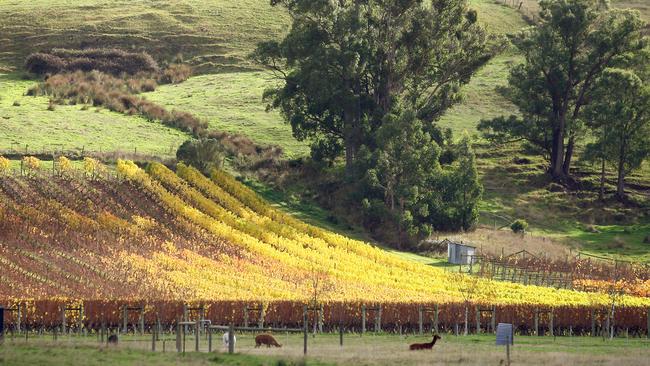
[549,311,554,337]
[591,309,596,337]
[152,327,156,352]
[319,304,324,333]
[182,304,188,334]
[258,306,265,329]
[61,306,66,334]
[534,308,539,336]
[139,308,145,336]
[195,319,200,352]
[339,322,343,346]
[208,326,212,352]
[490,305,497,334]
[361,305,366,334]
[100,322,105,343]
[418,305,423,335]
[647,308,649,339]
[464,305,468,336]
[227,323,234,354]
[175,321,181,353]
[156,317,161,341]
[77,304,84,333]
[243,305,249,328]
[122,305,128,334]
[375,305,382,333]
[475,306,481,334]
[434,304,439,333]
[303,309,308,355]
[16,304,21,334]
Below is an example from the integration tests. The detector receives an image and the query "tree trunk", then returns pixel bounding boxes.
[562,135,575,177]
[616,145,626,200]
[550,124,565,179]
[599,156,605,201]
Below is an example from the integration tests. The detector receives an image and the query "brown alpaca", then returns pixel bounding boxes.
[409,335,441,350]
[255,334,282,348]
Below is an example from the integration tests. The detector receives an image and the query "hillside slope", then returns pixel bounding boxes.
[1,162,647,308]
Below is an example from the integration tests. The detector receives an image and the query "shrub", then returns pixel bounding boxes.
[176,139,225,173]
[159,64,192,84]
[510,219,528,234]
[25,48,159,75]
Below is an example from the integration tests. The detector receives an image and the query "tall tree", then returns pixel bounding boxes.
[479,0,645,180]
[584,68,650,200]
[253,0,492,173]
[366,109,441,248]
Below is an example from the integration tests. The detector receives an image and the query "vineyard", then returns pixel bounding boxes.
[0,159,649,332]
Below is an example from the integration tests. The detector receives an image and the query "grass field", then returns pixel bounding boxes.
[0,0,288,73]
[2,333,649,366]
[0,73,189,158]
[145,72,309,159]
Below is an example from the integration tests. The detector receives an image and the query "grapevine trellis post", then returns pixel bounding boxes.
[243,304,265,328]
[60,304,84,334]
[418,304,439,334]
[122,305,145,335]
[304,303,323,335]
[534,308,554,336]
[183,304,206,337]
[475,305,496,334]
[361,304,382,334]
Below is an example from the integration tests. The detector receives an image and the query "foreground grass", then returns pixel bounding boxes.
[1,333,649,366]
[0,74,189,158]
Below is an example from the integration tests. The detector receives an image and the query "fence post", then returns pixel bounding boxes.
[139,308,144,336]
[534,308,539,336]
[183,304,188,334]
[591,309,596,337]
[152,327,156,352]
[339,322,343,346]
[258,306,265,329]
[418,305,423,335]
[318,304,324,333]
[0,306,4,345]
[647,309,649,339]
[195,319,200,352]
[16,304,21,334]
[491,306,496,334]
[549,311,554,337]
[208,326,212,352]
[228,323,234,354]
[79,304,85,336]
[434,304,439,334]
[303,308,308,355]
[475,306,481,334]
[243,305,249,328]
[375,305,382,333]
[61,305,66,334]
[175,321,181,353]
[361,305,366,334]
[122,305,128,334]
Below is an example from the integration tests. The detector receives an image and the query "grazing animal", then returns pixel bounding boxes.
[222,332,236,348]
[107,334,118,345]
[255,334,282,348]
[409,335,441,350]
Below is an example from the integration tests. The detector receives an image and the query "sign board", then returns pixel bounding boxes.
[496,323,513,345]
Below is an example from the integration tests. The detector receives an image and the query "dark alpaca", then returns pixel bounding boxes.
[409,335,441,350]
[107,334,118,345]
[255,334,282,348]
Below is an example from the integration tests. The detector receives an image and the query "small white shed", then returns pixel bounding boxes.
[446,240,476,265]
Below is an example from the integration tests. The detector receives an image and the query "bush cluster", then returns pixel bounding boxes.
[25,48,159,75]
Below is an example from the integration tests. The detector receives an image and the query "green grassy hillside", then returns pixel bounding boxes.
[0,74,189,157]
[0,0,288,73]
